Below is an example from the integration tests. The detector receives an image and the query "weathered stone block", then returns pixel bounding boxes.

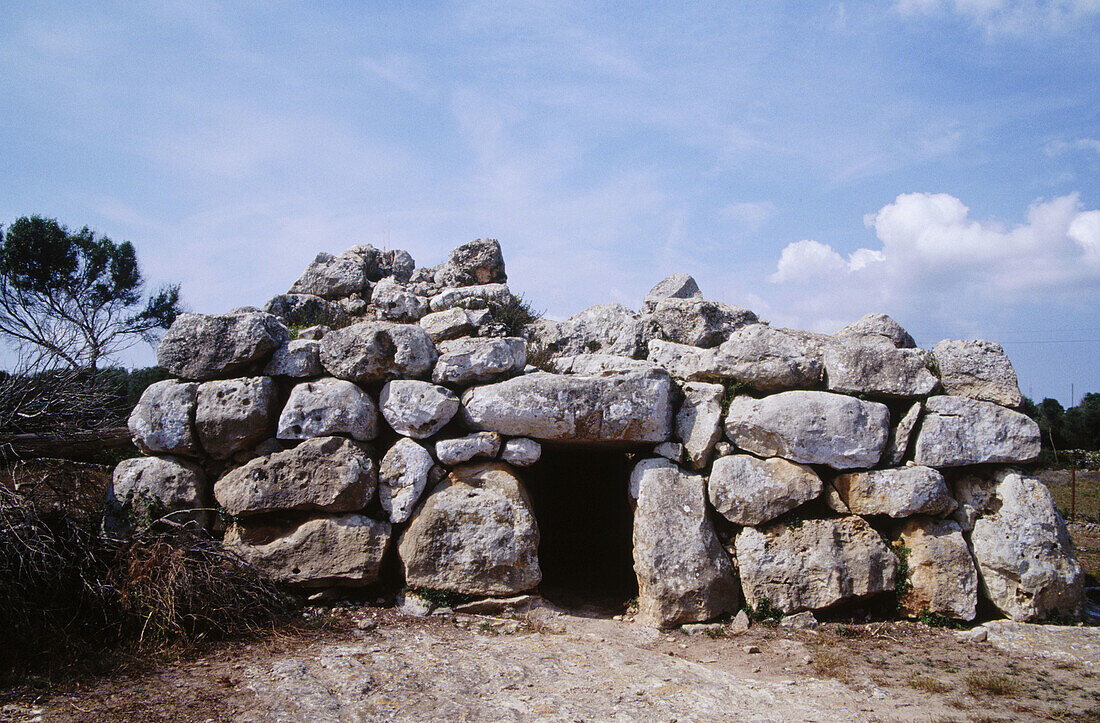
[631,458,738,627]
[460,370,673,443]
[214,436,376,516]
[724,390,889,470]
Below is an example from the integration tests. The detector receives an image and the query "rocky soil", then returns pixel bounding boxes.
[6,601,1099,723]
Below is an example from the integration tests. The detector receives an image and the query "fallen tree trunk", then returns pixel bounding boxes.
[0,426,134,463]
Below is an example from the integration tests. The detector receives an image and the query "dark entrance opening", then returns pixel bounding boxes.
[522,446,639,611]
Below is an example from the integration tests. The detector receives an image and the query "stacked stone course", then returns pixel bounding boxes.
[109,238,1084,628]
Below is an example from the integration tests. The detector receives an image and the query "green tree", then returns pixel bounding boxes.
[0,216,181,371]
[1064,393,1100,451]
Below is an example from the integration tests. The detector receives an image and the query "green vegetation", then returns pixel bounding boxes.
[719,379,746,415]
[285,304,351,339]
[1020,393,1100,464]
[488,293,542,336]
[744,596,783,622]
[886,538,913,599]
[0,215,181,371]
[411,587,476,609]
[917,609,966,629]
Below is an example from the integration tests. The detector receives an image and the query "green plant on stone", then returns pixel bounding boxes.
[881,534,912,600]
[720,379,746,416]
[918,609,965,629]
[286,305,351,339]
[487,294,542,336]
[524,340,555,371]
[744,596,783,622]
[411,587,475,609]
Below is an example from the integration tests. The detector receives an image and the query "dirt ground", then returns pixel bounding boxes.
[3,601,1098,723]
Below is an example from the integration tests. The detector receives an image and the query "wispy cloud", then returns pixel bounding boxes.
[894,0,1100,33]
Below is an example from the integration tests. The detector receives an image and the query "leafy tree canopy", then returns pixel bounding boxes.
[0,216,182,371]
[1022,393,1100,452]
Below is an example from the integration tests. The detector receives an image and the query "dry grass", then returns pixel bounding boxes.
[0,481,295,684]
[965,671,1022,697]
[810,650,849,680]
[1041,469,1100,523]
[908,672,952,693]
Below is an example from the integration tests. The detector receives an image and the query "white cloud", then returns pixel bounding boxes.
[769,240,858,282]
[894,0,1100,32]
[1046,138,1100,157]
[1069,210,1100,263]
[767,192,1100,332]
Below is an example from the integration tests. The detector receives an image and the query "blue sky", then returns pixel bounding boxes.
[2,1,1098,405]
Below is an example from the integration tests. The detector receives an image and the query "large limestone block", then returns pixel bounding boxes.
[931,339,1023,407]
[196,377,278,459]
[157,310,289,381]
[262,293,345,329]
[526,303,655,359]
[724,391,889,470]
[277,378,378,441]
[432,337,526,386]
[108,455,210,531]
[398,462,541,596]
[708,455,823,527]
[379,437,435,524]
[894,517,978,621]
[836,313,916,348]
[830,466,956,518]
[419,308,480,342]
[379,380,459,438]
[822,336,938,398]
[224,514,391,587]
[735,517,897,614]
[675,381,724,470]
[550,354,662,376]
[642,273,702,312]
[214,436,376,517]
[644,297,758,348]
[460,370,673,443]
[263,339,323,378]
[969,469,1084,622]
[289,250,369,299]
[631,458,739,627]
[319,321,437,382]
[128,380,200,456]
[648,325,822,391]
[435,238,507,287]
[429,283,512,312]
[370,278,430,323]
[913,395,1040,467]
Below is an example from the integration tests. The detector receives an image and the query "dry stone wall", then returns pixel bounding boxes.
[109,238,1084,628]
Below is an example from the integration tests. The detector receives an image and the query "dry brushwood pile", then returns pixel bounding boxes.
[114,237,1085,629]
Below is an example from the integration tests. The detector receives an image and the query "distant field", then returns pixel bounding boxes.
[1038,469,1100,582]
[1039,469,1100,523]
